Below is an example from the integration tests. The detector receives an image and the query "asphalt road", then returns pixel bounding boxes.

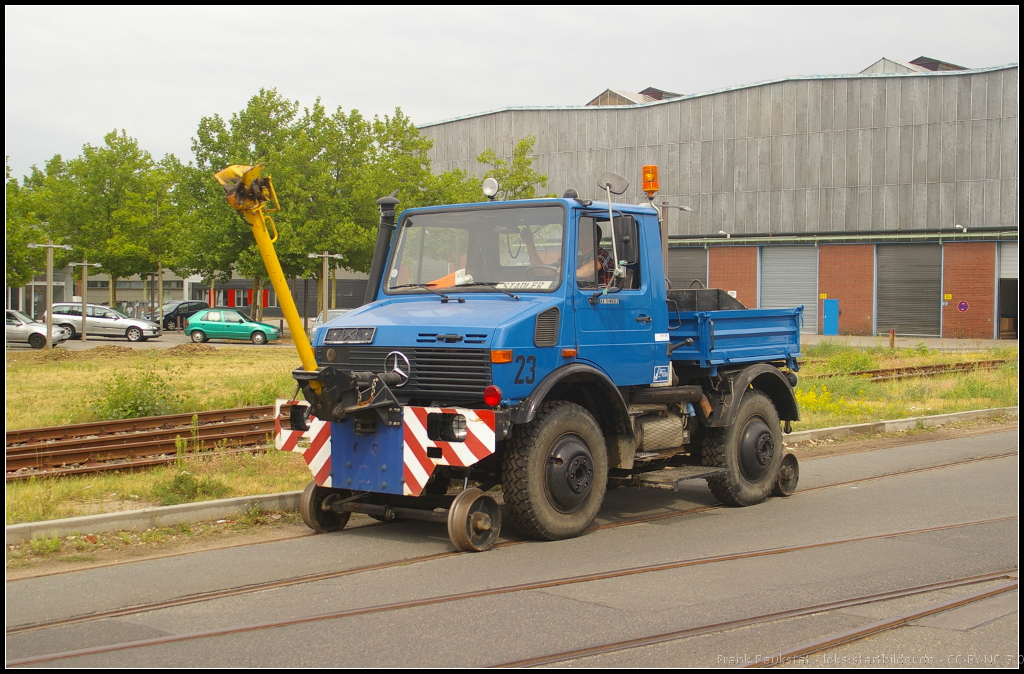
[6,430,1019,667]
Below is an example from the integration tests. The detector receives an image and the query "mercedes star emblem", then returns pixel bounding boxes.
[385,351,411,387]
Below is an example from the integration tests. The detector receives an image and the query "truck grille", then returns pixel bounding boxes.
[316,346,492,399]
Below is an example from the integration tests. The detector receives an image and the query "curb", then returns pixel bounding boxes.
[6,407,1018,544]
[6,491,301,546]
[783,406,1018,445]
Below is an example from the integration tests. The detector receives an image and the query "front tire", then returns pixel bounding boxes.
[28,333,46,349]
[703,391,783,507]
[251,331,267,345]
[299,481,352,533]
[126,327,143,342]
[190,330,207,343]
[501,401,608,540]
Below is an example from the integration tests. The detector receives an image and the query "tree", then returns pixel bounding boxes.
[5,161,50,289]
[40,131,172,305]
[476,136,553,201]
[180,90,484,305]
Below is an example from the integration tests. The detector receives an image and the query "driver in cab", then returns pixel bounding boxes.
[520,224,613,287]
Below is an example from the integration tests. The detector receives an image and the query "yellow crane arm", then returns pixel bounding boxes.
[214,164,321,390]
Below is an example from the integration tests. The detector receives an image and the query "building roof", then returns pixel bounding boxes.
[419,61,1017,129]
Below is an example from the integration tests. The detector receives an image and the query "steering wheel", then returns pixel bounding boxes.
[526,265,560,278]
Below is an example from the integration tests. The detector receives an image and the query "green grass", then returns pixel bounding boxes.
[5,448,310,525]
[792,346,1018,430]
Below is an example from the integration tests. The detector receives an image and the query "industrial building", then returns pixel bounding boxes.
[420,57,1019,339]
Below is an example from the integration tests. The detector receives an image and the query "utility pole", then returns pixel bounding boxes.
[67,260,102,342]
[27,239,73,349]
[308,251,344,320]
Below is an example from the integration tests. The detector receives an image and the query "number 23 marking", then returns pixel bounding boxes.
[514,355,536,384]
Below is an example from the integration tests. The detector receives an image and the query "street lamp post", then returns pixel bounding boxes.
[308,251,344,321]
[67,260,102,342]
[27,239,73,349]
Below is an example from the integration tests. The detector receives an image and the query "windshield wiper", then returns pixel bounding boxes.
[455,282,520,300]
[389,283,465,303]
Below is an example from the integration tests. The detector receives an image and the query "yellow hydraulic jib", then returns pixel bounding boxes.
[214,164,321,392]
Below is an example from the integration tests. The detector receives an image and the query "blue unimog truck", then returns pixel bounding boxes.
[280,170,803,551]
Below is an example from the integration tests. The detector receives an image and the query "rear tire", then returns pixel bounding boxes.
[60,323,78,339]
[703,391,783,506]
[190,330,207,343]
[501,401,608,540]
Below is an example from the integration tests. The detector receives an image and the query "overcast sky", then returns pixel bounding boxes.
[5,6,1019,180]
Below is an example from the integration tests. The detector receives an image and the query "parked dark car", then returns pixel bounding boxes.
[147,301,210,330]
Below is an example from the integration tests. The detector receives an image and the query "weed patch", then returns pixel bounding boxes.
[151,472,231,505]
[91,369,186,420]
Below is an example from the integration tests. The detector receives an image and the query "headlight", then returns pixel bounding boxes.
[427,413,468,442]
[324,327,376,344]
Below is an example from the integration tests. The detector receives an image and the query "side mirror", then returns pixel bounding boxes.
[613,215,639,265]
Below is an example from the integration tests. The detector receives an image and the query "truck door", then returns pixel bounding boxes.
[573,214,657,386]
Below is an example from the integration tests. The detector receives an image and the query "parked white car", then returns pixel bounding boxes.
[6,310,69,349]
[45,303,162,341]
[309,309,351,340]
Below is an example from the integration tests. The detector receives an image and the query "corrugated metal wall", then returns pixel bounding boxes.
[422,66,1018,238]
[759,246,819,332]
[1000,242,1018,279]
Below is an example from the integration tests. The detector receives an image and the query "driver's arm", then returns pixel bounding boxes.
[519,227,545,266]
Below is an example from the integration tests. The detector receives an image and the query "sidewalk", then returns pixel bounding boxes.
[801,333,1017,352]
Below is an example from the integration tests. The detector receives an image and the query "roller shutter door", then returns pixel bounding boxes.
[666,247,708,290]
[876,244,941,337]
[1000,242,1018,279]
[760,246,818,333]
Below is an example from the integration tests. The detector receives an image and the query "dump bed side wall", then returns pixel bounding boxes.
[667,307,803,368]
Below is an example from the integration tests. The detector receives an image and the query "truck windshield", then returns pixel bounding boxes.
[386,205,565,295]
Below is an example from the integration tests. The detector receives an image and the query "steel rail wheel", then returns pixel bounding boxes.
[299,481,352,533]
[447,487,501,552]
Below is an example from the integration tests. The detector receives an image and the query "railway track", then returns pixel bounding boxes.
[7,515,1016,667]
[807,359,1011,382]
[5,406,276,481]
[6,452,1016,637]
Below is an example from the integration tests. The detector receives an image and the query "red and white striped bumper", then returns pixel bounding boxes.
[274,400,497,496]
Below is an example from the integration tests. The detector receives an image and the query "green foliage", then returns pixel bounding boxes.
[29,535,61,556]
[151,471,230,505]
[5,161,50,287]
[91,370,185,420]
[477,136,553,201]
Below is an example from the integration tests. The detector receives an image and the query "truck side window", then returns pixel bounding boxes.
[577,216,641,290]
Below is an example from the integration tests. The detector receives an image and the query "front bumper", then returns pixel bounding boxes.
[274,400,497,496]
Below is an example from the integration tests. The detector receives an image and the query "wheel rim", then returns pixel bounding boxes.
[252,332,266,344]
[738,416,775,480]
[127,328,141,341]
[191,331,204,343]
[545,433,594,512]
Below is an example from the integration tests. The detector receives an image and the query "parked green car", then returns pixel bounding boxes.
[185,309,282,345]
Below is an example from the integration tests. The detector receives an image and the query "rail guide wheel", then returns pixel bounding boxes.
[772,453,800,497]
[447,487,502,552]
[299,481,352,533]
